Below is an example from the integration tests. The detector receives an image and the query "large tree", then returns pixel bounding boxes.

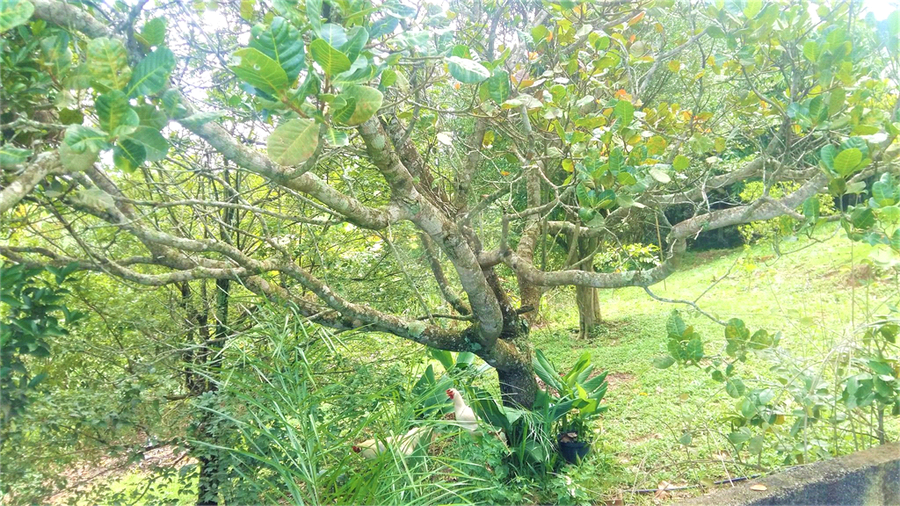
[1,0,898,409]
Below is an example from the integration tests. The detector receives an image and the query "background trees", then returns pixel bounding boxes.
[1,0,899,502]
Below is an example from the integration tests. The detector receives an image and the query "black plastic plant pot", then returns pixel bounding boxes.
[558,438,591,464]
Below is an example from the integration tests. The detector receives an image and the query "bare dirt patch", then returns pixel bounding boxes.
[47,445,194,505]
[605,372,636,391]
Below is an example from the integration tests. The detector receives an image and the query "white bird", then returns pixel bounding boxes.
[352,426,430,459]
[446,388,478,432]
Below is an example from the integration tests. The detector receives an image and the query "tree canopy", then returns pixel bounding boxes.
[1,0,899,410]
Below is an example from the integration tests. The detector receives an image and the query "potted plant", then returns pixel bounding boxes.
[533,350,608,464]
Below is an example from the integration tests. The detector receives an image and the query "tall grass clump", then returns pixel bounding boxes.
[190,302,508,505]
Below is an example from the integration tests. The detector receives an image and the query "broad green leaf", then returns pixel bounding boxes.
[87,38,132,91]
[673,154,690,171]
[649,167,670,183]
[614,99,633,127]
[828,88,845,116]
[137,17,166,47]
[113,139,147,172]
[819,145,836,171]
[64,125,109,153]
[124,126,169,162]
[743,0,761,18]
[59,142,99,172]
[267,118,319,165]
[306,0,322,32]
[309,39,351,77]
[802,40,819,62]
[240,0,253,20]
[341,26,368,64]
[135,104,168,130]
[872,177,898,207]
[40,33,72,77]
[0,0,33,34]
[446,56,490,84]
[333,85,382,126]
[231,48,288,96]
[833,148,862,176]
[802,196,820,221]
[652,356,676,369]
[325,128,349,147]
[0,145,31,167]
[485,69,511,103]
[319,23,347,47]
[96,91,135,133]
[250,17,306,83]
[725,378,746,398]
[126,47,176,97]
[850,207,875,229]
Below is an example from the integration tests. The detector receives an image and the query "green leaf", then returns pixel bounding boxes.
[614,99,634,127]
[725,378,746,398]
[306,0,322,32]
[819,145,836,171]
[124,126,169,162]
[0,0,33,34]
[833,148,862,176]
[802,40,819,62]
[727,429,751,445]
[649,167,670,183]
[250,17,306,83]
[309,39,351,78]
[342,26,368,64]
[828,88,845,116]
[40,34,72,77]
[267,118,319,165]
[743,0,761,18]
[59,142,99,172]
[872,178,898,207]
[446,56,490,84]
[673,154,690,171]
[485,69,511,103]
[96,91,135,133]
[802,196,820,221]
[64,125,110,154]
[113,139,146,172]
[333,85,382,126]
[652,356,676,369]
[325,127,349,147]
[87,37,132,91]
[137,17,166,47]
[850,207,875,229]
[0,145,31,167]
[231,48,288,96]
[667,310,687,338]
[126,47,176,97]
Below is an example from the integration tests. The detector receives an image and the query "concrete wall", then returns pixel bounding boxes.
[680,443,900,505]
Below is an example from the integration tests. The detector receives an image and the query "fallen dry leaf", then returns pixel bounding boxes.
[750,484,768,491]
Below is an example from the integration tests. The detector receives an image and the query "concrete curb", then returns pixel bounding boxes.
[677,442,900,505]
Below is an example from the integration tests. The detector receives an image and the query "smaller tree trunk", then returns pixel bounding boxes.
[575,284,601,340]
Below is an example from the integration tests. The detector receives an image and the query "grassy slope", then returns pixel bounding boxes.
[532,226,899,503]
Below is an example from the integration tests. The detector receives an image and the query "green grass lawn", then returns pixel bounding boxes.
[532,225,899,503]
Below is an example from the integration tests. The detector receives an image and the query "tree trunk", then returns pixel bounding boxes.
[494,320,538,409]
[497,362,538,409]
[575,284,600,340]
[575,236,601,339]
